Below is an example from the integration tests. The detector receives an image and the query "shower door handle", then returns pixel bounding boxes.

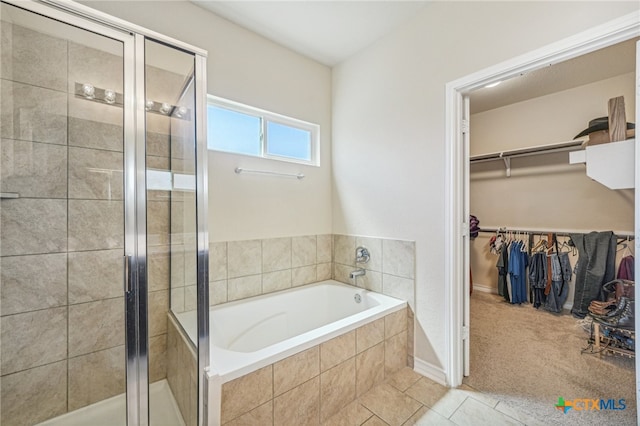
[124,255,132,294]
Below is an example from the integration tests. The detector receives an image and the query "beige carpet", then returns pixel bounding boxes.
[464,292,636,426]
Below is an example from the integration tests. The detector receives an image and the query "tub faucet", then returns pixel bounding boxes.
[350,268,366,279]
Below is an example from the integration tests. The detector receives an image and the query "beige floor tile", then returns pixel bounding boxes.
[404,378,466,419]
[322,400,373,426]
[362,415,389,426]
[403,406,455,426]
[385,367,422,392]
[225,401,273,426]
[455,384,499,409]
[449,397,523,426]
[359,383,421,426]
[494,401,546,426]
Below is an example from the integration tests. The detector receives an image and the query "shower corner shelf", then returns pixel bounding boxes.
[569,138,635,190]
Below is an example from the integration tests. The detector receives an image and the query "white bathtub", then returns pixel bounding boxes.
[175,280,406,383]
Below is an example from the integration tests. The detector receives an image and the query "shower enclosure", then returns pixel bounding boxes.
[0,1,209,425]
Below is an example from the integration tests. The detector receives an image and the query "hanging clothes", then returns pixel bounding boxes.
[543,252,572,313]
[529,252,547,308]
[508,241,528,304]
[617,255,634,281]
[570,231,617,318]
[496,243,510,302]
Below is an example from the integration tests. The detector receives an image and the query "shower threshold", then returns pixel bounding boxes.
[36,379,184,426]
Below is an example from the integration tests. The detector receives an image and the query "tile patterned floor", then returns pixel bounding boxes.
[323,367,543,426]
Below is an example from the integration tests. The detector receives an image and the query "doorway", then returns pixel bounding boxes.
[445,5,640,407]
[0,1,209,425]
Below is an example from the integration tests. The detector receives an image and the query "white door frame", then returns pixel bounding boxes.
[445,11,640,388]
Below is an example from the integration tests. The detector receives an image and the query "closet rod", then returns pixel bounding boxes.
[469,140,585,164]
[477,227,635,240]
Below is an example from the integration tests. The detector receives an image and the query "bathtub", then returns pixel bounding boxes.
[175,279,407,382]
[172,280,408,424]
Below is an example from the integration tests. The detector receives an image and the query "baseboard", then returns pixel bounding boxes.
[472,283,496,294]
[413,357,447,386]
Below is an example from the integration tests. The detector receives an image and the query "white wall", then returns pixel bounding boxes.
[80,0,333,242]
[331,1,638,373]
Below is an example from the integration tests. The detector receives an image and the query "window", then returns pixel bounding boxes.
[207,95,319,166]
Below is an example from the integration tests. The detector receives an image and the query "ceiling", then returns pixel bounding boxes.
[190,0,431,66]
[470,37,638,113]
[190,1,636,114]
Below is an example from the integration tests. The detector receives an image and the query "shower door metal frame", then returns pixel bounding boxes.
[2,1,210,425]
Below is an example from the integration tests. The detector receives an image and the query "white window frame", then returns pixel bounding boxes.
[207,95,320,166]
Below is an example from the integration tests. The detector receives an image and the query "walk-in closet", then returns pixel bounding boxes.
[466,37,638,426]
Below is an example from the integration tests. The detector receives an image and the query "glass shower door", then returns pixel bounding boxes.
[0,2,136,425]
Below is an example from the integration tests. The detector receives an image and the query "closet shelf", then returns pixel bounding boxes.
[569,138,635,190]
[470,139,586,177]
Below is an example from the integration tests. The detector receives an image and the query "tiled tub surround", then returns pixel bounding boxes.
[217,306,410,425]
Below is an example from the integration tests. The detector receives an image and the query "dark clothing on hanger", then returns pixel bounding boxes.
[543,252,571,313]
[570,231,617,318]
[617,255,634,281]
[496,244,510,302]
[529,252,547,308]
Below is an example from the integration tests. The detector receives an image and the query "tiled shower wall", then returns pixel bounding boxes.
[0,23,168,425]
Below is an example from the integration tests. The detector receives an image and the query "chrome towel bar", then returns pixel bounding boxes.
[234,167,305,180]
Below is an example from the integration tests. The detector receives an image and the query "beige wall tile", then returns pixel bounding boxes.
[382,239,415,279]
[226,401,273,426]
[184,285,197,312]
[0,360,67,426]
[150,334,167,383]
[1,307,67,375]
[210,279,228,305]
[147,200,170,246]
[68,345,125,411]
[210,242,228,281]
[317,234,332,263]
[228,240,261,278]
[148,245,170,292]
[171,287,185,313]
[149,290,169,337]
[274,376,320,426]
[228,274,262,301]
[355,236,382,272]
[320,330,355,372]
[1,80,67,145]
[385,331,408,377]
[382,274,415,309]
[1,23,67,91]
[221,365,273,424]
[293,265,317,287]
[385,308,407,338]
[1,253,67,315]
[68,146,123,200]
[68,41,123,94]
[68,249,122,303]
[333,234,355,267]
[317,263,332,281]
[263,237,292,272]
[146,131,170,158]
[263,269,292,294]
[355,343,385,397]
[1,138,67,198]
[274,346,320,396]
[292,235,316,267]
[171,246,185,287]
[356,318,384,354]
[69,297,124,357]
[0,198,67,256]
[333,263,353,285]
[356,271,382,293]
[320,358,356,422]
[68,200,123,251]
[69,117,123,152]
